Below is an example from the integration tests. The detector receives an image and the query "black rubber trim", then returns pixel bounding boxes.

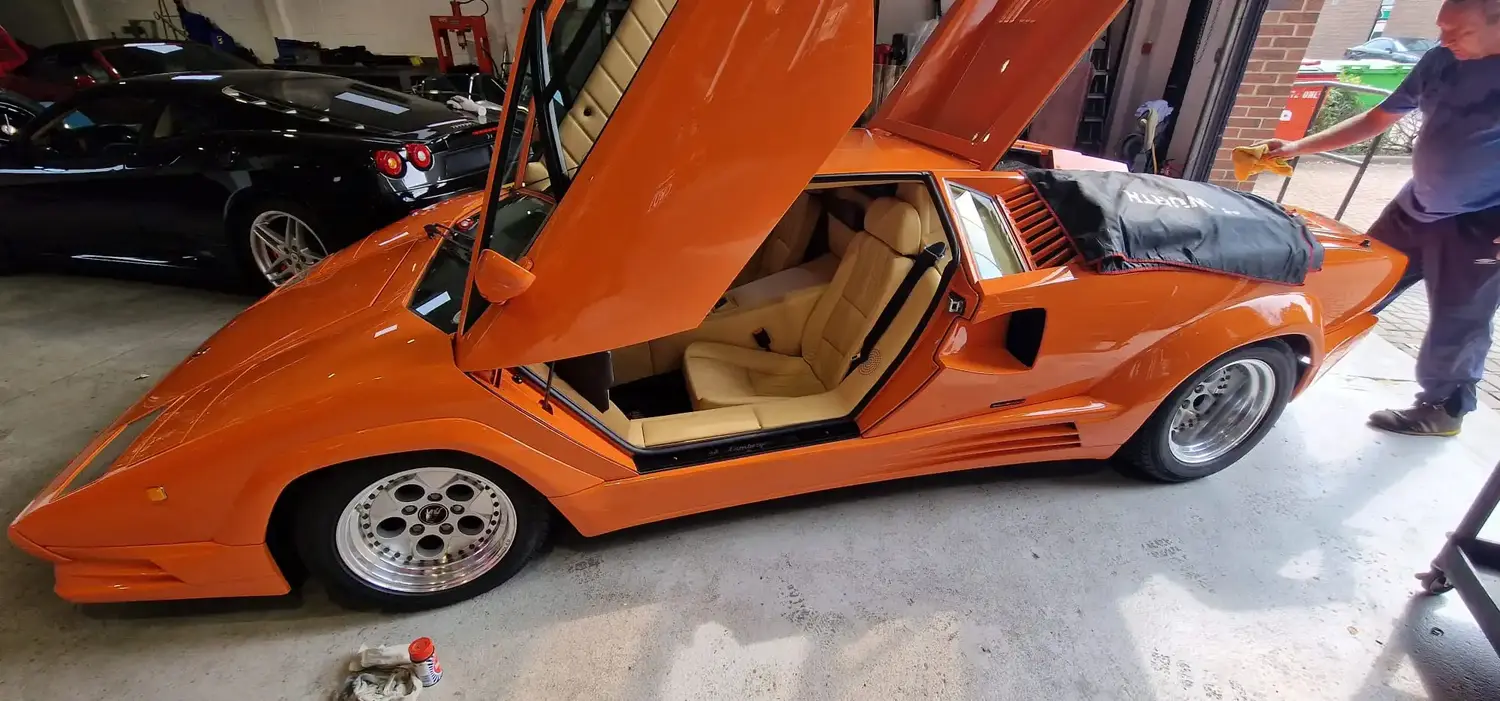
[508,172,961,472]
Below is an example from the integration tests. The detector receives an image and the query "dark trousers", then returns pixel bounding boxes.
[1368,203,1500,416]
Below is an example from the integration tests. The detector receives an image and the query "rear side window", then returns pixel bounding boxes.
[949,184,1026,280]
[16,53,83,82]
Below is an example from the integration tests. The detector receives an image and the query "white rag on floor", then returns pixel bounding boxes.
[333,644,422,701]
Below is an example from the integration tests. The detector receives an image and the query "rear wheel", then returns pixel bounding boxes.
[294,454,551,611]
[228,198,329,292]
[1116,341,1295,482]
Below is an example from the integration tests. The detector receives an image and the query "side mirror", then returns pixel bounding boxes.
[473,249,535,303]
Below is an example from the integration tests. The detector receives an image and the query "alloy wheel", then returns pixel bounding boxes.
[248,210,327,287]
[334,467,519,594]
[1167,358,1277,465]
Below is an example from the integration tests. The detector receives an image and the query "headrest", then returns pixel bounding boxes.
[863,198,923,256]
[896,182,943,244]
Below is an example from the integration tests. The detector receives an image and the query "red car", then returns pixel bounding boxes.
[0,39,253,104]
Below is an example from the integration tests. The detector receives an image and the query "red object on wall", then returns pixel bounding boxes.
[1274,73,1336,142]
[0,26,28,76]
[431,0,494,73]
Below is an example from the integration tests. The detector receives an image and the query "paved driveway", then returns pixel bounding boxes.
[1254,158,1500,408]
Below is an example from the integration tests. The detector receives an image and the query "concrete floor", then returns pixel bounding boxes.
[2,273,1500,701]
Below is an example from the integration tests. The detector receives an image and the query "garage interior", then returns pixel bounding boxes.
[2,0,1500,699]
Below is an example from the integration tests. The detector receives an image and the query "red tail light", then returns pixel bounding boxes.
[373,150,405,177]
[404,143,433,171]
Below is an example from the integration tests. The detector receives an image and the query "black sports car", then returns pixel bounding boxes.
[0,69,495,289]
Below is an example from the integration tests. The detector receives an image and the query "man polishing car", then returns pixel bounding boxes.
[1261,0,1500,437]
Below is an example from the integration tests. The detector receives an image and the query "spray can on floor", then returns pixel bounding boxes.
[409,637,442,687]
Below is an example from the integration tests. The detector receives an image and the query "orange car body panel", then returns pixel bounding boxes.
[456,0,876,371]
[869,0,1131,169]
[8,0,1405,603]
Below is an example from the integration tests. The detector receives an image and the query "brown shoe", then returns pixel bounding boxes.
[1368,403,1462,437]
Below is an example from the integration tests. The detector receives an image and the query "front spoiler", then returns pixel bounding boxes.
[9,529,289,604]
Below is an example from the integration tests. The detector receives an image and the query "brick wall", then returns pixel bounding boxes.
[1209,0,1325,190]
[1385,0,1443,38]
[1305,0,1381,58]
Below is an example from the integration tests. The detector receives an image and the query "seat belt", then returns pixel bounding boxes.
[845,241,947,378]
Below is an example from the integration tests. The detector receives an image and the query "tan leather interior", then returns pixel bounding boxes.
[529,267,941,449]
[525,181,947,450]
[731,193,821,287]
[683,196,925,410]
[897,182,954,268]
[824,187,873,259]
[615,276,828,383]
[524,0,678,190]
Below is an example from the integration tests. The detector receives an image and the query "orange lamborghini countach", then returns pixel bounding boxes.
[10,0,1403,611]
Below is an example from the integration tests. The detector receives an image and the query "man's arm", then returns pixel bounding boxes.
[1260,107,1405,158]
[1259,49,1432,159]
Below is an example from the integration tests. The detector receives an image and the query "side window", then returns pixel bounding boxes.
[1367,39,1396,52]
[463,192,556,331]
[153,98,236,139]
[30,96,160,163]
[948,184,1026,280]
[76,57,113,83]
[548,0,630,109]
[16,55,71,82]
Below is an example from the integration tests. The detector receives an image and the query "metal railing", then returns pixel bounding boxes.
[1273,80,1395,221]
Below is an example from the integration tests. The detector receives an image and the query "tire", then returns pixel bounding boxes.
[226,196,330,294]
[294,453,552,612]
[1116,341,1296,483]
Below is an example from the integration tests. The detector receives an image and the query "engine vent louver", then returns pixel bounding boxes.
[999,181,1078,269]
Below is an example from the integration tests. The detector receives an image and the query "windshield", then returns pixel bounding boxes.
[225,74,465,133]
[100,42,253,76]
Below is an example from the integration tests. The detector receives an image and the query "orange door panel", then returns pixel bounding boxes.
[870,0,1129,168]
[457,0,877,370]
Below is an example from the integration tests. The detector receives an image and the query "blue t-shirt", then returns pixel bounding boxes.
[1379,48,1500,222]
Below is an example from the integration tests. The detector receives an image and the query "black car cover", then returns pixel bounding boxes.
[1023,170,1324,285]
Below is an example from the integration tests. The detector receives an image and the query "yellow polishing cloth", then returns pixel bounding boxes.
[1232,144,1294,181]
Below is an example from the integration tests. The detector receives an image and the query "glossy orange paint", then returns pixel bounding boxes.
[870,0,1132,169]
[8,0,1404,604]
[456,0,877,371]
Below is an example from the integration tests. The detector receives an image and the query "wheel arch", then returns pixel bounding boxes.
[261,447,572,588]
[1089,292,1324,446]
[217,418,607,548]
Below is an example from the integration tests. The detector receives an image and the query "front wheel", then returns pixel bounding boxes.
[1116,341,1296,483]
[294,454,552,611]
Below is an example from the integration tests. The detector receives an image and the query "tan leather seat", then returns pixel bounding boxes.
[683,197,924,410]
[731,193,821,287]
[526,0,677,190]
